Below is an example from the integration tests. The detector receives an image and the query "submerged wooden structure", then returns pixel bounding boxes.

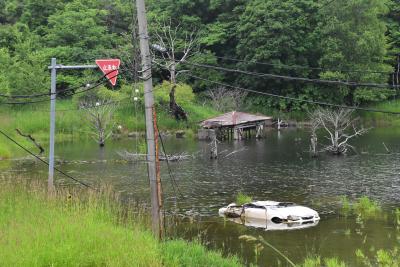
[200,111,272,140]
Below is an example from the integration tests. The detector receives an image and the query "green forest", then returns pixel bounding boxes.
[0,0,399,111]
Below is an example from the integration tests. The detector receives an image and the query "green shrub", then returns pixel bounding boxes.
[73,86,129,105]
[154,81,195,106]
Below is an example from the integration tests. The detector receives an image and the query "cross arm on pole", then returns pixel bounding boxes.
[48,64,99,70]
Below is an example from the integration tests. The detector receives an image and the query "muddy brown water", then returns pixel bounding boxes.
[1,127,400,266]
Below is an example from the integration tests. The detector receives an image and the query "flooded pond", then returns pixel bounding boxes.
[1,127,400,266]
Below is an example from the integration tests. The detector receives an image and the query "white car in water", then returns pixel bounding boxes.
[219,201,320,230]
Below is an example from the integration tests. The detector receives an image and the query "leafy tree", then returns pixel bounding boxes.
[7,51,49,97]
[20,0,68,35]
[386,0,400,56]
[0,49,11,99]
[317,0,393,104]
[236,0,322,110]
[0,0,24,24]
[45,0,115,62]
[0,0,399,112]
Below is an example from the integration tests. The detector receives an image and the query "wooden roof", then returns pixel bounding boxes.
[200,111,272,129]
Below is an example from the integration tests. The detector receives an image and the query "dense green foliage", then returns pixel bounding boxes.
[0,178,242,266]
[0,0,399,112]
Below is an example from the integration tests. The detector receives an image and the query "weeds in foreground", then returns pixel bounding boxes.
[340,196,352,216]
[395,208,400,226]
[302,256,346,267]
[339,196,381,219]
[239,235,296,266]
[235,192,252,205]
[238,235,349,267]
[0,178,242,267]
[353,196,382,219]
[356,248,400,267]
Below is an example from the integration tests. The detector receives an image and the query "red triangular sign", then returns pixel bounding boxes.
[95,59,121,86]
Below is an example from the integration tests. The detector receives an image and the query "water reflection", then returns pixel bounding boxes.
[222,216,320,231]
[1,127,400,265]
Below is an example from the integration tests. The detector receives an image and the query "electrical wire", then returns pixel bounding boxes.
[0,128,95,189]
[0,70,126,105]
[182,61,399,89]
[158,132,184,199]
[183,73,400,115]
[213,55,394,75]
[0,69,121,99]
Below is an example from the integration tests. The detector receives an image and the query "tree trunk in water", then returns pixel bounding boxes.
[210,136,218,159]
[310,133,318,157]
[169,63,187,121]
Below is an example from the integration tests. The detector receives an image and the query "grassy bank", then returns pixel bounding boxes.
[362,99,400,127]
[0,179,241,267]
[0,95,218,158]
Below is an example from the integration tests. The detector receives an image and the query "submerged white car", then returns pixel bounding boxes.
[219,201,320,230]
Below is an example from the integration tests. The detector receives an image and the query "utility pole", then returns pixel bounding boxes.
[135,0,163,239]
[47,59,116,191]
[48,58,57,191]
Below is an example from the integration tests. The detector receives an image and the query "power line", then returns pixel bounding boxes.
[0,128,95,189]
[0,69,121,99]
[183,73,400,115]
[204,0,392,76]
[158,132,184,199]
[0,70,126,105]
[0,80,168,113]
[213,55,393,75]
[182,61,399,89]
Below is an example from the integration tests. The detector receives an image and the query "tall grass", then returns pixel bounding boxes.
[362,99,400,127]
[235,192,252,205]
[301,256,346,267]
[338,196,381,219]
[0,178,242,267]
[0,98,219,158]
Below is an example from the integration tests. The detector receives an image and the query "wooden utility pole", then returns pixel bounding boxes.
[135,0,163,239]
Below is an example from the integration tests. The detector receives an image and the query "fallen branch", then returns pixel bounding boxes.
[117,150,147,162]
[159,152,192,162]
[15,129,44,154]
[118,150,192,162]
[223,147,247,158]
[382,142,391,154]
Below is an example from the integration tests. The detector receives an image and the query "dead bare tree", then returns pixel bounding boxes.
[151,19,199,120]
[309,117,320,157]
[206,87,248,112]
[309,108,369,155]
[80,101,117,147]
[210,136,218,159]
